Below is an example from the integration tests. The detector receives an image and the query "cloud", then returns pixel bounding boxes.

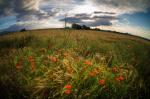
[90,0,150,14]
[60,17,82,23]
[60,13,119,26]
[0,0,61,20]
[87,19,112,26]
[94,11,116,15]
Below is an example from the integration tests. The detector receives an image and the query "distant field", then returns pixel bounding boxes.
[0,29,150,99]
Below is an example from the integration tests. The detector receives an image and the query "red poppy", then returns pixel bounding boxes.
[16,59,23,70]
[28,56,35,62]
[64,90,71,95]
[115,75,124,81]
[31,62,36,70]
[84,60,92,66]
[112,67,118,73]
[64,85,72,89]
[16,63,21,70]
[115,77,120,81]
[119,75,124,81]
[89,72,95,77]
[99,79,105,86]
[48,55,57,63]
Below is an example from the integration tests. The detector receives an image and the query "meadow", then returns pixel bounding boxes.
[0,29,150,99]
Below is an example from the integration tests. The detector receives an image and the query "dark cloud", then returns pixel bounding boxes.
[0,0,13,16]
[60,17,82,23]
[94,11,116,14]
[92,0,150,13]
[93,15,119,20]
[75,13,91,20]
[87,19,112,26]
[0,0,58,21]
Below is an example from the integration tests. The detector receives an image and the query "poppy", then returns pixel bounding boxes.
[64,85,72,89]
[84,60,92,66]
[64,90,71,95]
[99,79,105,86]
[112,67,118,73]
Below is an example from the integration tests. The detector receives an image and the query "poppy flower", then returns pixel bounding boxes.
[84,60,92,66]
[48,55,57,63]
[112,67,118,73]
[51,57,57,62]
[115,75,124,81]
[64,90,71,95]
[115,77,120,81]
[16,59,23,70]
[16,63,21,70]
[88,69,99,77]
[31,62,36,70]
[88,72,95,77]
[64,85,72,89]
[99,79,105,86]
[28,56,35,62]
[118,75,124,81]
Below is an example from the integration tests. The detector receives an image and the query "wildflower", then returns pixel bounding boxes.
[64,85,72,89]
[28,56,35,62]
[28,56,36,70]
[16,59,23,70]
[112,67,118,73]
[48,55,57,63]
[88,69,99,77]
[84,60,92,66]
[89,72,95,77]
[115,75,124,81]
[64,90,71,95]
[118,75,124,81]
[31,62,36,70]
[99,79,105,86]
[16,62,21,70]
[115,77,120,81]
[64,85,72,95]
[51,57,57,62]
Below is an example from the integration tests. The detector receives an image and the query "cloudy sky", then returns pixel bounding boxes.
[0,0,150,39]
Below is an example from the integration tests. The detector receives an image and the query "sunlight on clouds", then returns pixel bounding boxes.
[69,1,98,14]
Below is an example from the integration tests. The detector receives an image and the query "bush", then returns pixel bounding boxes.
[72,23,82,29]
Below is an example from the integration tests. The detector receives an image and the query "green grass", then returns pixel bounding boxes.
[0,29,150,99]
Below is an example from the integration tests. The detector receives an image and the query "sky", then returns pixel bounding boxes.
[0,0,150,39]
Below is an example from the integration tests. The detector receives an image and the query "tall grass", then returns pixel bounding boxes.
[0,29,150,99]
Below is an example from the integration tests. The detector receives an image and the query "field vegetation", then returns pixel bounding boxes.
[0,29,150,99]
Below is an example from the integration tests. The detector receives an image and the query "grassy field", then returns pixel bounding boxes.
[0,29,150,99]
